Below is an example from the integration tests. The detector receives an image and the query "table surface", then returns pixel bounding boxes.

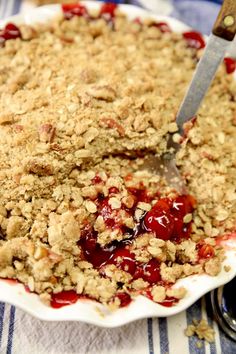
[0,1,235,353]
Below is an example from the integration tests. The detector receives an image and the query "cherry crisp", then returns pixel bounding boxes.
[0,4,235,309]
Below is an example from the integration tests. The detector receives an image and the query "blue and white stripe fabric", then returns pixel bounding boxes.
[0,1,235,353]
[0,297,235,354]
[0,0,21,19]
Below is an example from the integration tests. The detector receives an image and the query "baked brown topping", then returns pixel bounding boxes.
[0,4,235,309]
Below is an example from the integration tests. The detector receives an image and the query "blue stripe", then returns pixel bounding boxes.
[6,306,15,354]
[158,318,169,354]
[204,295,217,354]
[147,318,154,354]
[186,300,206,354]
[0,302,5,349]
[12,0,22,16]
[219,332,236,354]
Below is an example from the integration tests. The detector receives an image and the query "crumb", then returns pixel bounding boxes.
[184,319,215,343]
[224,265,231,272]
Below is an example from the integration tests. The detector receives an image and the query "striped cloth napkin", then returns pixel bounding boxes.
[0,1,235,353]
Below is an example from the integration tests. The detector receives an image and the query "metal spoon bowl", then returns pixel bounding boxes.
[210,277,236,341]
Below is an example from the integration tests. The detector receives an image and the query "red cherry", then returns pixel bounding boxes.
[172,218,192,242]
[170,195,195,241]
[143,259,161,283]
[0,23,21,45]
[128,186,152,204]
[183,31,205,49]
[100,3,117,17]
[79,225,113,268]
[82,230,97,253]
[150,21,171,33]
[159,296,177,307]
[171,195,195,218]
[51,290,79,308]
[133,264,144,280]
[92,174,103,184]
[224,57,236,74]
[143,206,175,240]
[98,197,116,228]
[4,23,21,40]
[134,259,161,284]
[116,292,132,307]
[198,243,215,259]
[62,4,88,20]
[110,248,136,275]
[109,187,119,195]
[153,198,172,211]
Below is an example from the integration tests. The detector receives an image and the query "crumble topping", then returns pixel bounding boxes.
[0,5,235,309]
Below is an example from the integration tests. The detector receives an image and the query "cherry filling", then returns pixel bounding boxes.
[51,291,131,309]
[143,204,175,240]
[92,174,103,185]
[159,296,178,307]
[51,290,80,308]
[79,224,113,268]
[149,21,172,33]
[183,31,205,49]
[108,248,136,275]
[100,3,117,18]
[0,23,21,46]
[143,195,195,242]
[134,259,161,284]
[62,4,89,20]
[115,292,132,307]
[109,186,119,195]
[197,242,215,259]
[224,57,236,74]
[77,187,196,307]
[182,32,235,75]
[99,197,115,228]
[127,186,152,205]
[170,195,195,241]
[62,2,117,21]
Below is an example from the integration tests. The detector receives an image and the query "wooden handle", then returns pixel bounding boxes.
[213,0,236,41]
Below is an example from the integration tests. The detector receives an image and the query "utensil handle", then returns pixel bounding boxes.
[213,0,236,41]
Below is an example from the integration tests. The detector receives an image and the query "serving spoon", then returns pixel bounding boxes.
[210,280,236,341]
[144,0,236,194]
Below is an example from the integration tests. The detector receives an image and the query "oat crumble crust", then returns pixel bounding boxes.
[0,10,235,308]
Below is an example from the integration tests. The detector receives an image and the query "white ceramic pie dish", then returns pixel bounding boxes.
[0,1,236,328]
